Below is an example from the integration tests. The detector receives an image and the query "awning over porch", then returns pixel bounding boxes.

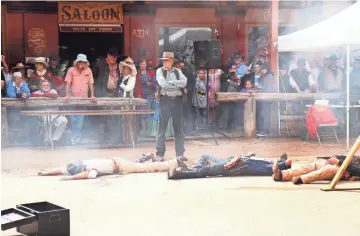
[278,1,360,52]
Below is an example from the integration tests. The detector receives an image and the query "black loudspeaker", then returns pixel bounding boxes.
[194,40,221,69]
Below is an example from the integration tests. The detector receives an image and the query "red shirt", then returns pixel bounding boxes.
[65,67,94,98]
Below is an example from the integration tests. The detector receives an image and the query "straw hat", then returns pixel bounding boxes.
[119,57,137,76]
[11,62,28,71]
[35,57,48,67]
[159,52,175,60]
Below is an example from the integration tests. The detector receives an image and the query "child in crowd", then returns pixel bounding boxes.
[240,80,257,92]
[192,69,207,129]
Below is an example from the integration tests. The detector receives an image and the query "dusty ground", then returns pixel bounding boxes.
[1,138,360,236]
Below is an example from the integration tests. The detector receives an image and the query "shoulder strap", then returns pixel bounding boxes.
[161,68,167,79]
[173,69,180,80]
[162,68,180,80]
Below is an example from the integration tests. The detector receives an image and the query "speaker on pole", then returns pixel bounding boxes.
[194,40,221,69]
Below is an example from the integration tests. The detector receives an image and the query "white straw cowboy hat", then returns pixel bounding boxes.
[119,57,137,76]
[159,52,175,60]
[34,57,48,68]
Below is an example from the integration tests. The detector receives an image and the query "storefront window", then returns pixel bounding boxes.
[247,26,297,62]
[158,27,212,70]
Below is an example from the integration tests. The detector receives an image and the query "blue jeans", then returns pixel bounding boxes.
[139,94,154,119]
[69,107,86,139]
[194,155,286,177]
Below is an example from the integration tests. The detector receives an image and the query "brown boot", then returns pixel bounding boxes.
[292,176,303,185]
[272,161,283,182]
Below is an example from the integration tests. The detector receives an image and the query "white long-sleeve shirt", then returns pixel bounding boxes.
[156,67,187,97]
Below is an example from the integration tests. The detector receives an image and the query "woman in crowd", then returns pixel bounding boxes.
[118,57,137,144]
[28,57,54,93]
[257,63,276,137]
[135,59,155,136]
[11,62,29,82]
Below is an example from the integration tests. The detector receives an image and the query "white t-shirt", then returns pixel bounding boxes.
[62,159,116,178]
[33,89,58,95]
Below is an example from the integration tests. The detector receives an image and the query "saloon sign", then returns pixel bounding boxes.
[58,2,123,24]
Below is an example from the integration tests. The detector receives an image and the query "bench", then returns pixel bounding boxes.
[21,109,155,149]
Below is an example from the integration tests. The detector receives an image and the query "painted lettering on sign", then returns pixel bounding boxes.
[58,2,123,24]
[59,26,123,33]
[132,29,149,39]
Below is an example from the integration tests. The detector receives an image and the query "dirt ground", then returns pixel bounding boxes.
[1,138,360,236]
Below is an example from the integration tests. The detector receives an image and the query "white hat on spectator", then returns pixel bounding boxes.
[119,57,137,76]
[73,54,90,66]
[35,57,48,68]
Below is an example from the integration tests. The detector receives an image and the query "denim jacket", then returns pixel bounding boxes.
[6,80,30,98]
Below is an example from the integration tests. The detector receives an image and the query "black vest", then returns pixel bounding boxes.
[290,69,310,91]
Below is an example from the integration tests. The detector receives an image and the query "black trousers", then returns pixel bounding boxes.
[156,95,185,157]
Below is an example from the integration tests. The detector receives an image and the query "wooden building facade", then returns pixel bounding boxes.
[2,1,352,67]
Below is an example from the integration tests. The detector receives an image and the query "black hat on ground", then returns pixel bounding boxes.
[108,47,120,57]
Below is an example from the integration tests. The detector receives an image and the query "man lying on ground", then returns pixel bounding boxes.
[168,153,292,179]
[272,155,360,185]
[38,153,187,181]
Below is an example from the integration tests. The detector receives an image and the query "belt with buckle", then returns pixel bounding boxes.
[161,94,180,100]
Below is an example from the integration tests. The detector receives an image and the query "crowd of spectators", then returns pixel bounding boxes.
[1,47,359,145]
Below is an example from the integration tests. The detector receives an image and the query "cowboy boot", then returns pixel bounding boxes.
[168,167,206,180]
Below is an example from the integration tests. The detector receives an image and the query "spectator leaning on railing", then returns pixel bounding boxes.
[30,80,68,146]
[64,54,96,145]
[6,72,30,99]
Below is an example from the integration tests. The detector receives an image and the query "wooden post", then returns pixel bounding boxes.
[243,97,256,138]
[269,0,279,74]
[269,0,279,137]
[1,106,8,148]
[322,136,360,191]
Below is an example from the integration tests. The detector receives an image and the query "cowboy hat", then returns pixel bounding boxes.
[119,57,137,76]
[35,57,48,67]
[11,62,29,71]
[107,47,120,57]
[159,52,175,60]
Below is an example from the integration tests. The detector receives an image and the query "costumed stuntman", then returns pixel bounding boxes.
[168,153,292,179]
[272,155,360,184]
[38,153,187,181]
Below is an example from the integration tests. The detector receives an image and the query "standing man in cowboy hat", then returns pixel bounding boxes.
[155,52,188,161]
[318,53,345,92]
[93,47,121,143]
[64,53,96,145]
[94,47,121,98]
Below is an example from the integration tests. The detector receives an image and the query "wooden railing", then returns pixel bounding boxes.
[216,92,360,138]
[1,97,147,148]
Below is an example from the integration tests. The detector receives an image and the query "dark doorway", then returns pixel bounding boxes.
[59,32,124,66]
